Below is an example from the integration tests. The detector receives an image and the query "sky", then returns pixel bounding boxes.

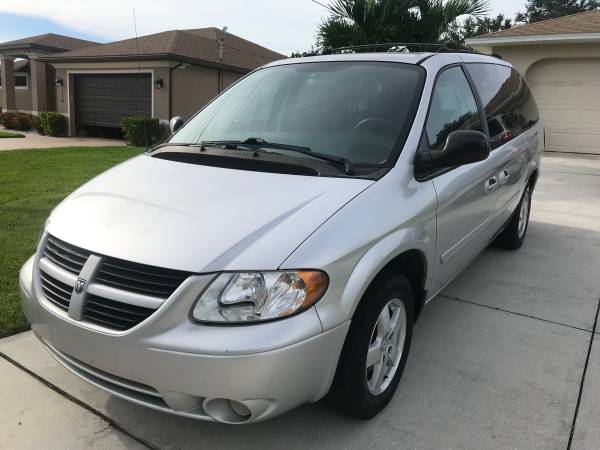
[0,0,527,55]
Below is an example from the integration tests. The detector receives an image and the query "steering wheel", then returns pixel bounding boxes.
[354,117,399,136]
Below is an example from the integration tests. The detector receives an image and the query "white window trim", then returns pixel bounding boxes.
[0,73,29,90]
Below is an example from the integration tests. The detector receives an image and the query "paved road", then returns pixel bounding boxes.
[1,152,599,450]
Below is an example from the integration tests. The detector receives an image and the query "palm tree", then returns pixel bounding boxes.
[316,0,490,51]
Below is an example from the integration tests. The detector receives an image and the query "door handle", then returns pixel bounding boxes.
[485,176,498,193]
[499,169,510,185]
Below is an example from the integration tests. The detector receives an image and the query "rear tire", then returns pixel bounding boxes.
[495,183,532,250]
[328,274,414,419]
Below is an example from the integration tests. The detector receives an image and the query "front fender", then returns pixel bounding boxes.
[335,227,432,324]
[281,169,437,331]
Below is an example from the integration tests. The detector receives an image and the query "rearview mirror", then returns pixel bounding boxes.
[169,116,184,134]
[418,130,489,171]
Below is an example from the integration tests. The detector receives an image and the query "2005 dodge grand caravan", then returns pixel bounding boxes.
[19,51,542,424]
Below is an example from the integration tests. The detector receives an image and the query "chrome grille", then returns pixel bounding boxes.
[40,234,190,332]
[44,235,90,275]
[96,258,190,299]
[83,294,156,331]
[40,270,72,312]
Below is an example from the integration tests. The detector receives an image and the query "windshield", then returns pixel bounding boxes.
[169,61,424,166]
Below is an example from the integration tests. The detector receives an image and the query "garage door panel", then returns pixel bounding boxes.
[75,74,152,128]
[528,58,600,154]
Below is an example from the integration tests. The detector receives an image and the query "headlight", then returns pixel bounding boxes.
[192,270,328,323]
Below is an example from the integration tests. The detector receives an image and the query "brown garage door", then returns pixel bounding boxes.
[75,74,151,128]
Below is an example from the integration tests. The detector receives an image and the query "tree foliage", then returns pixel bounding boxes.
[445,13,512,48]
[516,0,600,24]
[315,0,490,51]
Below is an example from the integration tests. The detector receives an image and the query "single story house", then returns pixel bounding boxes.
[467,10,600,155]
[0,33,99,115]
[0,29,284,136]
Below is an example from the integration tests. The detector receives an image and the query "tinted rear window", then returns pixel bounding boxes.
[466,63,539,149]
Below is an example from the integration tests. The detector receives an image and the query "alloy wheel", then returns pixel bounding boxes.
[365,298,407,395]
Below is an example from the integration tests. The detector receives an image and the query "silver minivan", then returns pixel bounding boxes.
[19,51,542,424]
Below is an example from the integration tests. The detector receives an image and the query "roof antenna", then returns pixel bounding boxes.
[217,26,227,60]
[132,6,149,151]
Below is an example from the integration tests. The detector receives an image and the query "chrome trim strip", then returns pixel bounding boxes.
[69,254,103,321]
[86,283,163,309]
[39,257,78,287]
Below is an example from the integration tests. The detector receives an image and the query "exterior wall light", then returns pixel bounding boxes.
[55,78,63,87]
[154,78,163,89]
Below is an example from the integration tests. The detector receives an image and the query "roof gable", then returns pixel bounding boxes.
[470,10,600,40]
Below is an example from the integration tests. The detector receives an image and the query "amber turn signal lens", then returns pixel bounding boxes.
[297,270,329,309]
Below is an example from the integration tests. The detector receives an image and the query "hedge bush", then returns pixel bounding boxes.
[2,112,33,131]
[121,116,162,147]
[39,112,67,136]
[31,115,43,135]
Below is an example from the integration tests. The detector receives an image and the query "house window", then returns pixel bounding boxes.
[0,74,28,89]
[15,74,28,88]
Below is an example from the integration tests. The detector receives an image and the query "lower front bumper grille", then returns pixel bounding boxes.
[42,340,211,420]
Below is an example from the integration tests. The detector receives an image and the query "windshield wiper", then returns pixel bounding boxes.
[229,138,354,175]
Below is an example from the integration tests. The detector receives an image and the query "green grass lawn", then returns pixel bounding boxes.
[0,131,25,138]
[0,146,141,338]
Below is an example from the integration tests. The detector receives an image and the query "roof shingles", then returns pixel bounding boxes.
[0,33,99,51]
[471,10,600,40]
[43,28,284,71]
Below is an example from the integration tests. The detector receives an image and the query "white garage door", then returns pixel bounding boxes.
[527,58,600,154]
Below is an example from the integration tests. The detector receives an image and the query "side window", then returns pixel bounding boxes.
[466,64,539,149]
[425,66,481,149]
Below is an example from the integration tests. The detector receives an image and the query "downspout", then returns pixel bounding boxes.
[168,61,183,119]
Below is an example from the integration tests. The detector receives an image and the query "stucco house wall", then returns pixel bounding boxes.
[1,68,32,112]
[171,65,242,120]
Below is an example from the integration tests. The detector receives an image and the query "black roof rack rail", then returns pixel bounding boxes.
[324,42,445,54]
[323,42,484,56]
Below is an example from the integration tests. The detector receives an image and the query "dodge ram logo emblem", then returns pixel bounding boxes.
[74,278,87,295]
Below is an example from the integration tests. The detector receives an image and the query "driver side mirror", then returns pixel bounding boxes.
[417,130,490,171]
[169,116,184,134]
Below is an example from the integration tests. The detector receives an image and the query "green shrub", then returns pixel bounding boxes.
[2,112,33,131]
[39,112,67,136]
[121,116,161,147]
[31,115,44,135]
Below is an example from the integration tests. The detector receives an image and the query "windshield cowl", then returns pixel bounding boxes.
[150,144,388,180]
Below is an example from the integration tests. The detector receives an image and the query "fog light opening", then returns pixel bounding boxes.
[203,398,252,424]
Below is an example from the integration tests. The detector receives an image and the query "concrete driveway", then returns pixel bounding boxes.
[1,152,599,450]
[0,128,125,151]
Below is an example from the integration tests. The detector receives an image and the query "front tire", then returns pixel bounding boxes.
[495,183,532,250]
[329,274,414,419]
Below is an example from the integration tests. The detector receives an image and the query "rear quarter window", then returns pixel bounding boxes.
[466,63,539,149]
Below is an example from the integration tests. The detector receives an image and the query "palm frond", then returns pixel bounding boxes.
[443,0,490,18]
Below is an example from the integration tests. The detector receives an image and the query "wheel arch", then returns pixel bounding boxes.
[367,249,428,320]
[529,167,540,189]
[337,228,432,326]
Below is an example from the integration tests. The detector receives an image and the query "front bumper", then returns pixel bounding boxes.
[19,255,349,423]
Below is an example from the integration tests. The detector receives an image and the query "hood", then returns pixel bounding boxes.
[47,155,373,272]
